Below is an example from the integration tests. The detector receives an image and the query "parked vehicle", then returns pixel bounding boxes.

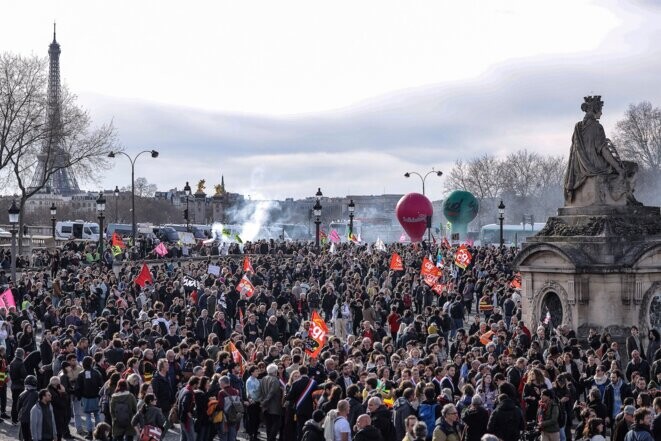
[55,221,100,241]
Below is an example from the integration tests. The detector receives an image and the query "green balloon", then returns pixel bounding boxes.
[443,190,479,224]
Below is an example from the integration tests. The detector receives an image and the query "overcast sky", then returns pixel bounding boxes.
[3,0,661,201]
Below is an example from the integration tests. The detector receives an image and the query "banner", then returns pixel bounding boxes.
[431,283,445,295]
[454,245,472,270]
[423,274,439,287]
[0,289,15,309]
[243,256,254,273]
[182,276,200,289]
[134,264,153,288]
[179,232,196,245]
[154,242,168,257]
[305,310,329,359]
[329,229,341,244]
[236,274,255,298]
[112,232,125,249]
[389,253,404,271]
[420,257,440,278]
[207,264,221,276]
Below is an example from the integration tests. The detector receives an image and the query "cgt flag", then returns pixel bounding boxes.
[226,341,245,375]
[134,263,153,288]
[305,310,329,359]
[236,274,255,298]
[111,232,125,249]
[389,253,404,271]
[420,257,440,278]
[454,245,473,270]
[243,256,255,273]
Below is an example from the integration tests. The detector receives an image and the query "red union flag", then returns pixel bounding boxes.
[243,256,255,273]
[390,253,404,271]
[454,245,472,270]
[305,311,329,359]
[420,257,440,278]
[236,274,255,298]
[423,274,439,287]
[431,283,445,295]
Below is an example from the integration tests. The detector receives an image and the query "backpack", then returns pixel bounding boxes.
[418,402,438,436]
[223,393,244,424]
[113,398,132,427]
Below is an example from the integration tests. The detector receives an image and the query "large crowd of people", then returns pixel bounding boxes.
[0,238,659,441]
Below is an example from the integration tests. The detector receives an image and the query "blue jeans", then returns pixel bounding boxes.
[558,425,566,441]
[218,423,238,441]
[72,398,83,431]
[451,318,463,337]
[180,419,196,441]
[82,397,101,432]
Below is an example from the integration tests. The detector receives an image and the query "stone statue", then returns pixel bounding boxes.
[213,184,224,196]
[196,179,206,193]
[564,96,640,207]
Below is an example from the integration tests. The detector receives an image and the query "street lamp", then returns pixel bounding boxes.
[96,191,106,258]
[8,199,20,283]
[348,199,355,239]
[114,186,120,223]
[107,149,159,244]
[403,169,443,196]
[498,200,506,248]
[314,188,322,249]
[50,203,57,239]
[404,169,443,242]
[183,181,191,232]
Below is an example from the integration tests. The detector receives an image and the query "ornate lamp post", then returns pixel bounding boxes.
[50,203,57,239]
[114,186,120,223]
[183,181,191,232]
[404,169,443,242]
[107,149,159,244]
[8,199,20,283]
[314,188,323,249]
[96,191,106,257]
[498,200,506,248]
[348,199,355,239]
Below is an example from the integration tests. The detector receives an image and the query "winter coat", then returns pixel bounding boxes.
[370,405,396,441]
[623,424,655,441]
[486,397,524,441]
[461,405,489,441]
[301,420,325,441]
[17,385,39,423]
[30,402,57,441]
[110,390,137,437]
[354,425,385,441]
[392,397,414,441]
[260,374,284,415]
[538,400,560,434]
[131,403,166,430]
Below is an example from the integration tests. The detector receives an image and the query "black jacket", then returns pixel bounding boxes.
[603,381,633,420]
[371,405,396,441]
[354,425,385,441]
[17,386,39,423]
[462,406,489,441]
[285,375,316,417]
[486,397,524,441]
[301,420,325,441]
[76,368,104,399]
[151,372,174,412]
[9,357,27,389]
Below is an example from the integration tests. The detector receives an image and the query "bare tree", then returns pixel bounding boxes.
[613,101,661,171]
[122,177,157,198]
[0,54,48,172]
[8,85,117,252]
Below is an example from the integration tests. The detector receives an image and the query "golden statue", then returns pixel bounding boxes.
[214,184,224,196]
[196,179,206,193]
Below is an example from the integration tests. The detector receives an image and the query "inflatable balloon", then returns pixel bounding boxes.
[396,193,433,242]
[442,190,479,239]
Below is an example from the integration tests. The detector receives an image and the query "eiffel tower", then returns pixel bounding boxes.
[29,23,80,196]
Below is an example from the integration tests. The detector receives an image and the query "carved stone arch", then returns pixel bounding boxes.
[639,281,661,336]
[531,281,573,328]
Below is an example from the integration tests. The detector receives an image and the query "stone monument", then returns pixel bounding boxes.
[514,96,661,341]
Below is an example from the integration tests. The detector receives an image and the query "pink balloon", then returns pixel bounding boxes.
[396,193,433,242]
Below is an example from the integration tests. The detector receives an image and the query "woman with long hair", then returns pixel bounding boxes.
[583,418,606,441]
[476,374,497,412]
[194,377,213,441]
[522,368,546,422]
[281,369,301,441]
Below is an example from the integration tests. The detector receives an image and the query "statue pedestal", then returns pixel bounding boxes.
[514,204,661,341]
